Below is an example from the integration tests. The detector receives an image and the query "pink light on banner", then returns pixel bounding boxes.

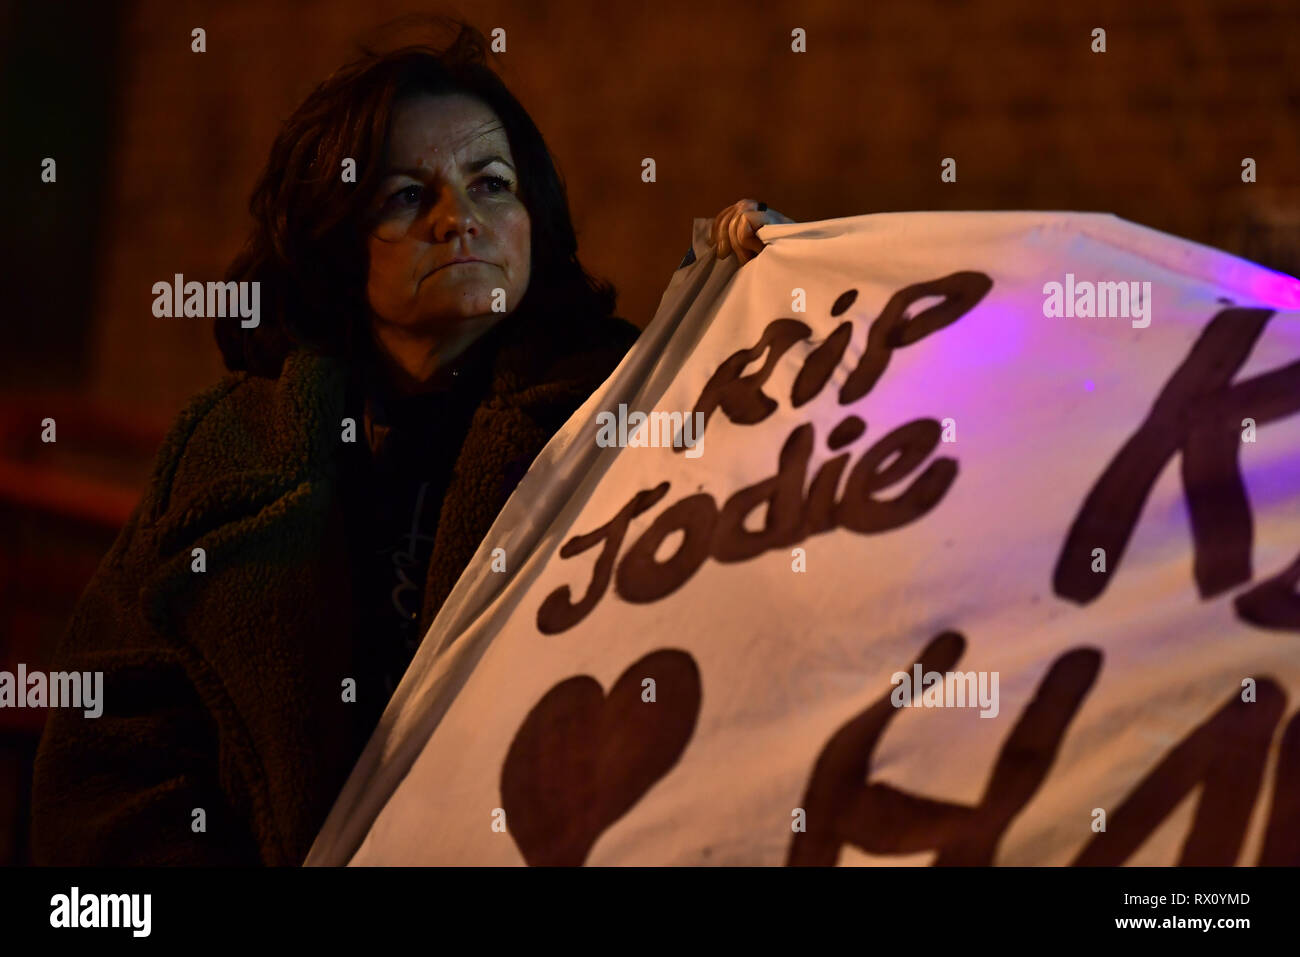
[1209,255,1300,311]
[1245,269,1300,310]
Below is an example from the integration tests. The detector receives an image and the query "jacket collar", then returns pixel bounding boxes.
[263,306,614,484]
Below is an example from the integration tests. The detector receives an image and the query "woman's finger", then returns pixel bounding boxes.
[717,208,737,259]
[730,211,753,263]
[734,232,752,264]
[714,200,769,260]
[739,211,766,253]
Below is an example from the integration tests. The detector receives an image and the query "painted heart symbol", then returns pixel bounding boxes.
[501,648,701,865]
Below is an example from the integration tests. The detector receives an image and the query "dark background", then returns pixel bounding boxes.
[1,0,1296,865]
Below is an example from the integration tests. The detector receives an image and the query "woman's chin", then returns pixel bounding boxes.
[419,293,512,323]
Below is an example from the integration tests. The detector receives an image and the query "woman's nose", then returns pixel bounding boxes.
[427,185,482,243]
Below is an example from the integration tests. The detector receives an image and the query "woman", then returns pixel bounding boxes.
[31,20,793,866]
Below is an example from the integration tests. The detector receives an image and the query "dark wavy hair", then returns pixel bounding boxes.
[215,17,618,378]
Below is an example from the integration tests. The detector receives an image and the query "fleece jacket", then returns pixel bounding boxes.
[30,308,640,865]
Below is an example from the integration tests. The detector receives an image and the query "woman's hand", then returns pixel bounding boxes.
[711,198,796,264]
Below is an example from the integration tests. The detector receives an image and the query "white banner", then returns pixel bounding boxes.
[308,211,1300,866]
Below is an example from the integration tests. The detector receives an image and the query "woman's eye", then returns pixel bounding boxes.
[478,175,514,194]
[386,184,423,209]
[381,176,512,215]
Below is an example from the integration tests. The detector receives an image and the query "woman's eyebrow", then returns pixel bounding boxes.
[381,154,516,179]
[465,154,515,173]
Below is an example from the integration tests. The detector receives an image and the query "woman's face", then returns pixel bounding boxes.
[365,92,531,338]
